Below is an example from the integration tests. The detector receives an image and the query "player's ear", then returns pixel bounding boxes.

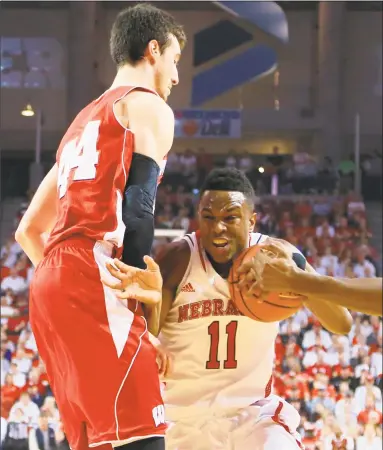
[249,212,256,232]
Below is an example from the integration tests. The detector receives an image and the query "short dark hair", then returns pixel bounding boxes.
[200,168,256,209]
[110,3,186,66]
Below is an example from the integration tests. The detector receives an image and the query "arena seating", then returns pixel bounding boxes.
[1,161,382,450]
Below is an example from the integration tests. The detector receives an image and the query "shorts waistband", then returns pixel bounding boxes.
[50,237,119,258]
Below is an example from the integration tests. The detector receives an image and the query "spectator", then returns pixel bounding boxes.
[0,267,27,295]
[54,423,70,450]
[307,387,336,416]
[11,347,32,375]
[1,347,10,384]
[40,397,60,429]
[172,207,190,232]
[28,412,57,450]
[355,424,382,450]
[2,407,29,450]
[319,246,339,276]
[225,150,237,168]
[353,247,376,278]
[9,392,40,426]
[324,425,355,450]
[370,336,382,376]
[316,219,335,239]
[1,413,7,448]
[302,321,332,351]
[335,391,358,428]
[238,151,253,173]
[354,374,382,413]
[179,148,197,176]
[357,394,382,425]
[8,363,26,389]
[0,238,22,270]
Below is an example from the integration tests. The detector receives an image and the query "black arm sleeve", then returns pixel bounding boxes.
[121,153,160,269]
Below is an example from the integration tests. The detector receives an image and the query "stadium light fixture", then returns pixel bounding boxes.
[21,103,35,117]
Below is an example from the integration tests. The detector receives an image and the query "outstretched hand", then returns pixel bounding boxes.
[102,256,163,306]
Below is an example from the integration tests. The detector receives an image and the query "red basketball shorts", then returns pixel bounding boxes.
[30,238,166,450]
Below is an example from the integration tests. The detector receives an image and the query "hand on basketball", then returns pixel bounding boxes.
[237,241,298,297]
[102,256,163,305]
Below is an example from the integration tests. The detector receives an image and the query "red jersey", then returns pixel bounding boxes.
[45,86,167,254]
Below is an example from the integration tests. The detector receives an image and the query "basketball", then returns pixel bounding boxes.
[229,245,305,322]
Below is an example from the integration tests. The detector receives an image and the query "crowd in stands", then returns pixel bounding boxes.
[1,156,382,450]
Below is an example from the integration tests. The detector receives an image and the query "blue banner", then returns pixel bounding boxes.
[174,109,241,138]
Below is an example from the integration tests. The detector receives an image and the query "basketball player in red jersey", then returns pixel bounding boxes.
[15,4,186,450]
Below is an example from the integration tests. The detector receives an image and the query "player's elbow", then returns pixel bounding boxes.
[15,221,39,246]
[330,310,353,335]
[338,312,353,335]
[15,223,29,245]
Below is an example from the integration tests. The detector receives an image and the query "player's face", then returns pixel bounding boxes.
[198,191,256,264]
[151,34,181,101]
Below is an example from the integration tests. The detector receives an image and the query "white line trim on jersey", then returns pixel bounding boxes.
[114,318,148,441]
[111,86,159,132]
[93,242,134,357]
[121,129,128,185]
[88,434,164,448]
[112,87,136,131]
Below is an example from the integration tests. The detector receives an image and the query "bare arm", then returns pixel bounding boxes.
[275,238,352,334]
[250,238,353,334]
[15,165,58,266]
[288,271,382,317]
[303,261,353,334]
[115,90,175,164]
[240,239,381,317]
[155,240,190,335]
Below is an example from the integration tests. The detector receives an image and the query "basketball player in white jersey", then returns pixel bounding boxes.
[104,168,352,450]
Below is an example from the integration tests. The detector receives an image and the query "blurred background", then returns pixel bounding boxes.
[0,2,382,450]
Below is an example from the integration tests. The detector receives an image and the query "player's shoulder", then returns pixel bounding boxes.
[122,88,174,122]
[156,238,190,265]
[155,238,191,286]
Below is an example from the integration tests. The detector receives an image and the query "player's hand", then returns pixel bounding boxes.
[236,240,289,288]
[237,241,298,297]
[155,344,173,378]
[102,256,163,306]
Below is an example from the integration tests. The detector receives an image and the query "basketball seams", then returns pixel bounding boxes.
[229,244,302,322]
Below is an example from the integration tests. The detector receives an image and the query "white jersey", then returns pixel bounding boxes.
[159,232,279,417]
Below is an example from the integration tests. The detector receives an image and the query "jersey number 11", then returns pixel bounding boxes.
[206,320,238,370]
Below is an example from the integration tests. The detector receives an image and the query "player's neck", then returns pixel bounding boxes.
[205,252,232,279]
[111,64,156,93]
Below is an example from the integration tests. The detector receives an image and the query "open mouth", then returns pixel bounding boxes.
[212,239,229,248]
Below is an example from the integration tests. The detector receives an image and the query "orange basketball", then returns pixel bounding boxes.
[228,245,305,322]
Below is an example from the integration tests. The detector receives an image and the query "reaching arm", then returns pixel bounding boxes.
[284,270,382,317]
[239,238,353,334]
[239,239,381,317]
[302,261,353,334]
[116,92,175,326]
[102,240,190,336]
[117,92,175,270]
[155,240,190,334]
[275,238,353,334]
[15,165,58,266]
